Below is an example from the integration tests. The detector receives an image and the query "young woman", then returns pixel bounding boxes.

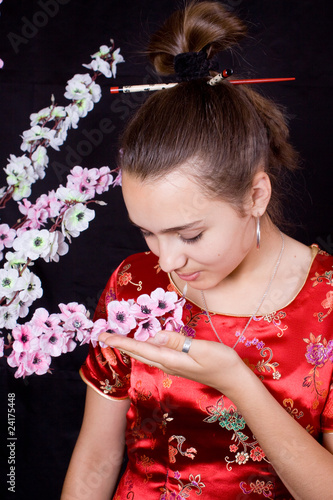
[61,2,333,499]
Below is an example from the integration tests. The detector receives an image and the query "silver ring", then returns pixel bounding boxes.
[182,336,192,353]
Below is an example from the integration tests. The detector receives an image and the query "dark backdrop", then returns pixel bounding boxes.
[0,1,332,498]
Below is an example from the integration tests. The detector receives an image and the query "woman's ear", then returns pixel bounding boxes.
[249,171,272,217]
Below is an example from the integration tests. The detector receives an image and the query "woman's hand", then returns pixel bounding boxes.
[98,330,249,395]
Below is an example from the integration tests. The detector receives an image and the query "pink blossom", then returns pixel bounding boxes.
[134,317,161,341]
[95,166,113,194]
[88,318,109,347]
[26,350,51,376]
[39,329,66,356]
[37,191,63,218]
[62,331,77,353]
[7,350,30,378]
[150,288,178,315]
[66,166,99,197]
[18,198,32,216]
[130,294,158,319]
[63,311,92,342]
[111,169,122,187]
[30,307,59,335]
[164,300,184,332]
[107,300,136,335]
[0,224,16,252]
[58,302,87,321]
[11,324,39,353]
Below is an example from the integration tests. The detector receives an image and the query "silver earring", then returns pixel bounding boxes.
[256,215,261,250]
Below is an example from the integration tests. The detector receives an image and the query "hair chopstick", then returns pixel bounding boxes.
[110,74,295,94]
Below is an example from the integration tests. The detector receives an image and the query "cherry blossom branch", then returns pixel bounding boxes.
[0,41,124,207]
[0,42,126,377]
[5,289,185,378]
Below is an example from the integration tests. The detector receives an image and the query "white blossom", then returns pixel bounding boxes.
[31,145,49,179]
[0,304,20,329]
[0,268,23,298]
[75,97,94,118]
[43,231,69,263]
[4,250,28,271]
[64,74,93,101]
[20,125,54,152]
[5,155,34,185]
[56,186,90,203]
[13,229,51,260]
[63,104,80,129]
[12,182,33,201]
[111,47,125,78]
[83,56,112,78]
[19,269,43,302]
[62,203,95,238]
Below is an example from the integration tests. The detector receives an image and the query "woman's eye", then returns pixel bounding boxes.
[180,233,203,244]
[140,230,152,239]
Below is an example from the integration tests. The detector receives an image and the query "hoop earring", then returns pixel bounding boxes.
[256,215,261,250]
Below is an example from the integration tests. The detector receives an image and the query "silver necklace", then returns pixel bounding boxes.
[200,231,285,350]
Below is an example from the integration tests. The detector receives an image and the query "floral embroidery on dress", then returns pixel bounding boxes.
[253,311,288,337]
[97,348,128,394]
[235,333,281,380]
[314,291,333,322]
[239,479,274,497]
[117,263,142,291]
[182,303,207,339]
[128,406,157,450]
[158,413,174,435]
[136,454,154,483]
[303,333,333,409]
[134,380,152,401]
[163,373,173,388]
[160,471,205,499]
[311,268,333,287]
[168,435,197,463]
[283,398,304,420]
[202,396,269,470]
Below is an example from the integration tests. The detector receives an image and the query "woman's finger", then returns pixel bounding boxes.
[98,331,198,375]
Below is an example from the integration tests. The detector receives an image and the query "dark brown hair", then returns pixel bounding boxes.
[119,1,298,226]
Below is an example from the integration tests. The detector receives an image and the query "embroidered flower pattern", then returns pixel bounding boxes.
[117,264,142,290]
[314,291,333,322]
[303,333,333,408]
[234,333,281,380]
[283,398,304,420]
[203,396,268,470]
[239,479,274,497]
[168,435,197,463]
[160,471,205,499]
[253,311,288,337]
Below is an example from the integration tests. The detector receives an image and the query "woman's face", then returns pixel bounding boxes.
[122,170,257,292]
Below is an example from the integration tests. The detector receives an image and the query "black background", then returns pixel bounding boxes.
[0,1,332,498]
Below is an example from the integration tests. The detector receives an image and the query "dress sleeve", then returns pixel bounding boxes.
[79,263,131,400]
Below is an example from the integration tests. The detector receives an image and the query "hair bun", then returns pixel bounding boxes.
[147,1,247,75]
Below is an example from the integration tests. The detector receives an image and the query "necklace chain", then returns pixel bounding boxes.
[200,231,285,350]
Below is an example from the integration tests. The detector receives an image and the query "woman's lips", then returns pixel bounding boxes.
[175,271,200,282]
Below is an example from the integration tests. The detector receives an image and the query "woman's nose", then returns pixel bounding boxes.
[157,240,187,274]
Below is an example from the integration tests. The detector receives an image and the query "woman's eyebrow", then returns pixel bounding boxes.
[128,217,204,234]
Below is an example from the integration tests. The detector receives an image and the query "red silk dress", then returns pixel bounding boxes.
[80,247,333,499]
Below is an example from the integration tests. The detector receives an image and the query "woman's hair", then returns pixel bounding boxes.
[119,1,298,226]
